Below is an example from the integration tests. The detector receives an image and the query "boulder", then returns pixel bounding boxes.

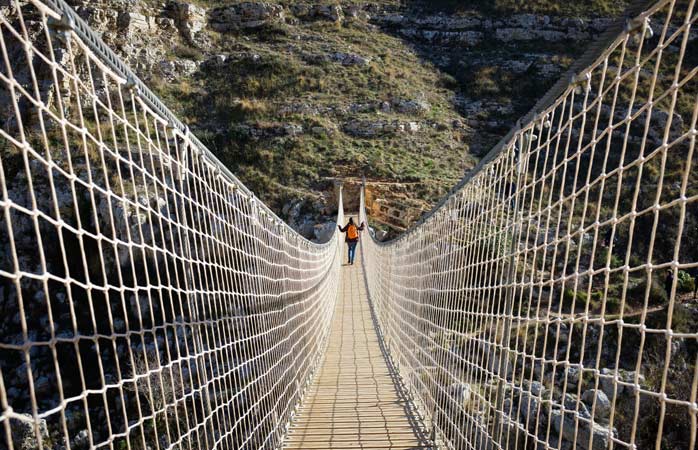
[529,380,545,396]
[551,408,615,450]
[292,4,344,22]
[581,389,611,421]
[382,14,406,25]
[283,123,304,136]
[331,52,371,66]
[118,12,155,34]
[344,119,385,137]
[159,59,200,81]
[169,1,207,41]
[565,365,581,386]
[209,2,285,31]
[564,393,591,419]
[10,414,48,450]
[204,54,228,67]
[406,121,421,132]
[157,17,177,33]
[313,222,336,243]
[346,5,370,21]
[448,383,472,408]
[599,368,645,397]
[311,126,335,136]
[520,391,541,424]
[72,429,90,449]
[312,4,343,22]
[74,5,119,33]
[393,98,430,115]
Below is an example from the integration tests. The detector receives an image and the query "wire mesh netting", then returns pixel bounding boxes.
[0,1,343,449]
[361,1,698,449]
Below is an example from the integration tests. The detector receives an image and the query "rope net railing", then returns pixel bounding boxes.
[0,1,343,449]
[361,1,697,449]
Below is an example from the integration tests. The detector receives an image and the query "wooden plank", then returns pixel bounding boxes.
[283,250,432,449]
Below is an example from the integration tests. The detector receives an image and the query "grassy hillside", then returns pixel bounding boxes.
[134,0,632,232]
[152,4,472,219]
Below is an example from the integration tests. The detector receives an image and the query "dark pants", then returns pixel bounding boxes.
[347,241,358,264]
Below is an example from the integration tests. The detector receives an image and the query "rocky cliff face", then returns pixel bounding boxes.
[47,0,629,239]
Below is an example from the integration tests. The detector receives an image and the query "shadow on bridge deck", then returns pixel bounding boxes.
[283,246,432,449]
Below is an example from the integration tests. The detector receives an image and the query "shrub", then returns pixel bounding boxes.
[676,270,695,294]
[173,45,203,61]
[610,254,624,269]
[605,296,623,314]
[561,287,589,308]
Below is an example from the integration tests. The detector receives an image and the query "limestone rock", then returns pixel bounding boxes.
[312,4,343,22]
[393,98,430,115]
[232,122,305,139]
[378,11,609,46]
[10,414,48,450]
[565,365,581,386]
[495,27,567,42]
[159,59,200,81]
[519,391,541,424]
[581,389,611,421]
[313,222,336,243]
[599,368,645,397]
[346,5,370,21]
[204,54,228,67]
[169,1,207,41]
[311,125,335,136]
[331,52,371,66]
[398,28,483,46]
[292,4,345,22]
[73,5,119,33]
[448,383,472,408]
[343,119,423,137]
[118,11,155,35]
[209,2,285,31]
[344,119,385,137]
[551,408,616,450]
[564,393,591,419]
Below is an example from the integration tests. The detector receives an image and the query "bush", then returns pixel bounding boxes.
[610,254,624,269]
[676,270,695,294]
[561,287,589,308]
[174,45,203,61]
[605,296,623,314]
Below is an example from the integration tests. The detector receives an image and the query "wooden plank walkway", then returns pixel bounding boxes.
[283,245,432,449]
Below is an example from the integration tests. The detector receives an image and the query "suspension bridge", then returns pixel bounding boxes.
[0,0,696,449]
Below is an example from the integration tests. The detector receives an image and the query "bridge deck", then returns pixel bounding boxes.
[283,246,431,449]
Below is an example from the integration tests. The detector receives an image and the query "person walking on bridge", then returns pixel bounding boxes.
[338,217,365,265]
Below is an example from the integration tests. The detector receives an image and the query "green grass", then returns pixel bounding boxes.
[148,16,472,212]
[144,0,640,224]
